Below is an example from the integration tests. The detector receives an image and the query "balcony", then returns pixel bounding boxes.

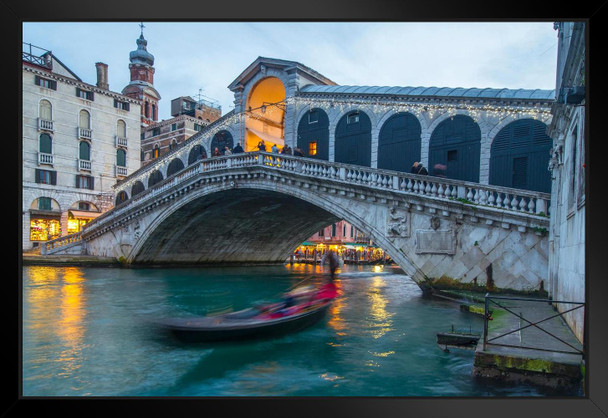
[115,136,128,148]
[38,118,54,132]
[78,159,91,171]
[115,165,128,177]
[78,127,92,140]
[38,152,53,166]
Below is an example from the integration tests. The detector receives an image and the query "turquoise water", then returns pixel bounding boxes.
[22,264,554,397]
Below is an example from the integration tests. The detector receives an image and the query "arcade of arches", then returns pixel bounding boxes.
[295,108,552,193]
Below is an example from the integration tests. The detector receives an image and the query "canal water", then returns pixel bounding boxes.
[22,263,556,397]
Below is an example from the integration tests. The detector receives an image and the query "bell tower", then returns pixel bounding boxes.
[122,23,161,126]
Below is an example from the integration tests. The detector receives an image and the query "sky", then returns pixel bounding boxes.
[22,21,559,122]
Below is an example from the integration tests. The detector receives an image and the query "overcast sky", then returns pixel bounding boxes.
[22,21,559,121]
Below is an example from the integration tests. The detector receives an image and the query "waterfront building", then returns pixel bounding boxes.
[22,43,141,250]
[546,22,586,342]
[295,220,386,264]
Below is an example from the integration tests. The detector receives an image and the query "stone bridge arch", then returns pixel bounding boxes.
[81,153,550,294]
[111,180,429,290]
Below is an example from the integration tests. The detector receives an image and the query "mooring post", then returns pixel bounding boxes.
[483,293,489,350]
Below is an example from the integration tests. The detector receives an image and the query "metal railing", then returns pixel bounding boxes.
[483,294,585,357]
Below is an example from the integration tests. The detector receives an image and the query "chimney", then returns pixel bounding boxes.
[95,62,109,90]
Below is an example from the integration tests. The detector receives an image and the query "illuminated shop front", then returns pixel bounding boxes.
[29,197,62,242]
[67,209,100,234]
[293,241,388,264]
[30,215,61,242]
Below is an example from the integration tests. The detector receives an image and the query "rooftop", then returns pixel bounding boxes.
[299,85,555,101]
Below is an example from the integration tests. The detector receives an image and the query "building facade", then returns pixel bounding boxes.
[141,96,221,165]
[22,44,141,250]
[546,21,586,342]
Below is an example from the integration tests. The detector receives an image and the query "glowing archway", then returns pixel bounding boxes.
[245,77,286,152]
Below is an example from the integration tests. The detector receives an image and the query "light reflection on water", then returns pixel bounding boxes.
[22,264,563,397]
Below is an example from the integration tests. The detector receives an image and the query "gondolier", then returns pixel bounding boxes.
[321,249,340,282]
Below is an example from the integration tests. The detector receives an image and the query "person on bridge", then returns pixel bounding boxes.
[433,163,447,177]
[411,161,428,175]
[271,143,279,153]
[233,142,244,153]
[257,140,266,152]
[224,146,232,155]
[213,147,221,157]
[321,249,340,283]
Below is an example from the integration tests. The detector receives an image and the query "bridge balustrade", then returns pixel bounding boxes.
[45,151,550,255]
[113,151,551,218]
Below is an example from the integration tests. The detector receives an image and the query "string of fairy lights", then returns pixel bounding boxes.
[288,95,553,124]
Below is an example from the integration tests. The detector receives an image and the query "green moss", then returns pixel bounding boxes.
[493,355,555,373]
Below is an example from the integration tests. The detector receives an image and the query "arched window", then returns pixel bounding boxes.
[79,141,91,161]
[116,149,127,167]
[148,170,164,188]
[188,144,206,165]
[117,120,127,138]
[210,130,234,154]
[166,158,185,176]
[79,110,91,129]
[131,181,145,197]
[335,110,372,167]
[378,112,421,172]
[39,133,52,154]
[115,191,129,206]
[428,115,481,182]
[39,99,52,121]
[297,108,329,160]
[489,119,552,193]
[153,145,160,159]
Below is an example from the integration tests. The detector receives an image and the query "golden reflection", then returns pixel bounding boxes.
[369,350,395,358]
[320,372,343,382]
[367,276,394,339]
[58,268,87,371]
[24,267,88,377]
[327,285,347,336]
[26,267,61,335]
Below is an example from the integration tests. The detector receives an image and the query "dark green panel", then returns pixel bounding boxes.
[429,115,480,182]
[378,112,422,172]
[335,111,371,167]
[489,119,552,192]
[297,108,329,160]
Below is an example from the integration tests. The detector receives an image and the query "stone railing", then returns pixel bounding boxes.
[111,152,551,220]
[41,232,83,255]
[255,153,551,216]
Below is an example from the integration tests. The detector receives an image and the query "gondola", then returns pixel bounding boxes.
[155,283,337,343]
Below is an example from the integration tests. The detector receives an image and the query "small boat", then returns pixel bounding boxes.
[155,283,338,343]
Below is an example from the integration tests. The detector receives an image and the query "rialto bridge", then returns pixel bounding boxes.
[43,56,556,294]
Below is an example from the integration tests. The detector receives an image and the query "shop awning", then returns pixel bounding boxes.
[29,209,61,219]
[246,127,284,146]
[69,210,101,219]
